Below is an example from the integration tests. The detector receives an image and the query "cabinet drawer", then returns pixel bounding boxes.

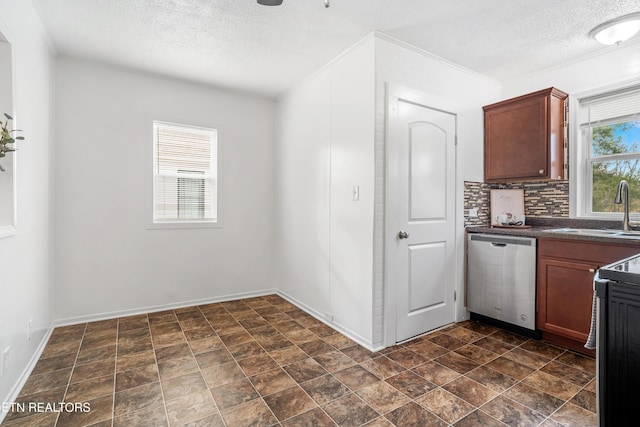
[538,238,640,265]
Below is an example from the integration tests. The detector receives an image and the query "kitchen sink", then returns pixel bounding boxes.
[547,228,640,239]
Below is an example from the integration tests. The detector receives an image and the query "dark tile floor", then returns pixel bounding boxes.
[1,295,597,426]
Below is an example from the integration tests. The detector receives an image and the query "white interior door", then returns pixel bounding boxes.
[387,96,457,343]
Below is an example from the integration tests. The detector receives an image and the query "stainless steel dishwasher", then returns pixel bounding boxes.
[467,233,537,332]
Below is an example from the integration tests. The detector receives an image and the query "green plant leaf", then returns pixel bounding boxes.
[15,136,24,140]
[3,113,12,120]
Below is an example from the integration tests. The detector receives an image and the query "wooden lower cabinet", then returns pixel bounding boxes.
[537,238,640,355]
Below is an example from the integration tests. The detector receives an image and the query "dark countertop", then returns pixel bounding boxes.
[466,217,640,246]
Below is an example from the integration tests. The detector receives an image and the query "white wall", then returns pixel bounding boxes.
[275,67,332,321]
[502,40,640,98]
[373,36,501,347]
[275,37,376,347]
[0,40,14,227]
[0,0,54,410]
[502,39,640,218]
[54,58,276,322]
[329,40,376,345]
[276,34,502,349]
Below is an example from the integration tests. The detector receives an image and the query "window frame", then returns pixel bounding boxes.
[147,118,222,230]
[572,81,640,219]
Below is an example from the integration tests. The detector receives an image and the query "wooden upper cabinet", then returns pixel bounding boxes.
[483,87,568,182]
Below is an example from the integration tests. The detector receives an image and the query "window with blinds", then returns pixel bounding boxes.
[579,85,640,215]
[153,121,217,223]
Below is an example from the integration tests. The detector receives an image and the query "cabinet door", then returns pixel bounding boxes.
[485,95,548,181]
[537,257,596,341]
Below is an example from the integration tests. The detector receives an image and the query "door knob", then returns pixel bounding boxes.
[398,231,409,239]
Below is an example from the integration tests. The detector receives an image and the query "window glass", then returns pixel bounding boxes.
[578,85,640,217]
[590,121,640,213]
[153,121,217,223]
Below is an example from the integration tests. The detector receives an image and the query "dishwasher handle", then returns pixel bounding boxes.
[468,233,536,247]
[491,242,507,247]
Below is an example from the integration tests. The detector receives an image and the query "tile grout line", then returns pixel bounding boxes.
[317,311,585,424]
[402,329,507,426]
[283,315,430,424]
[478,335,565,426]
[475,334,596,427]
[194,305,227,427]
[237,309,318,427]
[185,305,226,427]
[227,304,296,422]
[222,301,375,426]
[239,303,329,426]
[419,330,506,425]
[443,329,561,426]
[119,313,169,426]
[56,322,88,427]
[144,312,169,427]
[167,308,213,427]
[110,318,119,427]
[5,298,599,427]
[207,303,277,426]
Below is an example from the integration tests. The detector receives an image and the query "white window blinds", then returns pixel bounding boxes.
[577,84,640,216]
[153,121,217,223]
[579,84,640,127]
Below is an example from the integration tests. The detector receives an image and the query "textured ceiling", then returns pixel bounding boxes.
[31,0,640,98]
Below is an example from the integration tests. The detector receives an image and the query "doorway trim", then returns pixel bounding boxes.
[382,83,461,347]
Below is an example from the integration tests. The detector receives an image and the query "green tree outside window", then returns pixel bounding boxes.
[592,121,640,212]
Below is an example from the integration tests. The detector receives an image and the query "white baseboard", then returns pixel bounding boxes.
[0,327,54,425]
[0,287,388,425]
[276,291,379,352]
[54,288,279,327]
[54,288,382,352]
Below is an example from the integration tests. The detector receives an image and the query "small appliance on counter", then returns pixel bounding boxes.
[490,189,528,227]
[595,254,640,427]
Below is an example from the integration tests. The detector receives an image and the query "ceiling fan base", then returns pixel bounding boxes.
[257,0,284,6]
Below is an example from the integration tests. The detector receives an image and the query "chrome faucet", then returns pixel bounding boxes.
[614,179,640,231]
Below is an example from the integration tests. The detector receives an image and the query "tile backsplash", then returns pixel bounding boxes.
[464,180,569,227]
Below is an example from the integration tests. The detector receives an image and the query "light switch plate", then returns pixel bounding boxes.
[352,185,360,201]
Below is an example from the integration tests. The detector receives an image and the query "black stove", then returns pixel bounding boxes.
[595,251,640,426]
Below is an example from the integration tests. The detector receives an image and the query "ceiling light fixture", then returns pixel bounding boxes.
[257,0,330,7]
[589,12,640,45]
